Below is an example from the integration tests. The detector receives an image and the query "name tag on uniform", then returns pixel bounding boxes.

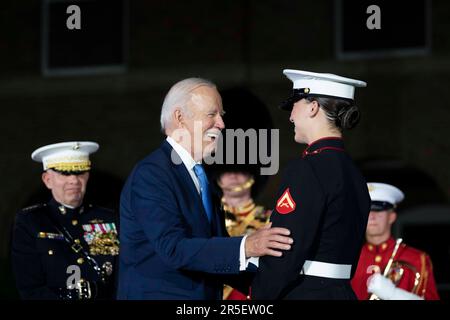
[37,232,64,241]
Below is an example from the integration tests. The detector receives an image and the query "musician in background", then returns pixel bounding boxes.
[351,182,440,300]
[215,168,271,300]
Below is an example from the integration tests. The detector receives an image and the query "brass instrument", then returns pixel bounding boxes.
[369,238,403,300]
[389,260,421,294]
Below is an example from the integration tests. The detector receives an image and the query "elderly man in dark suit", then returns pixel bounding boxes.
[118,78,292,300]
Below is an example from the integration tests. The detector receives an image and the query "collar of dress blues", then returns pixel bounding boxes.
[49,197,85,216]
[302,136,345,158]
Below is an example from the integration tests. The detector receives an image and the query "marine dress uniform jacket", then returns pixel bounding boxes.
[11,198,119,299]
[117,141,243,300]
[252,137,371,299]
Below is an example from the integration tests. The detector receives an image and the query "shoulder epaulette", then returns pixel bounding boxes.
[20,203,47,213]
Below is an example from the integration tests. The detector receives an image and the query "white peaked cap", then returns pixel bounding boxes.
[279,69,367,110]
[31,141,99,172]
[367,182,405,206]
[283,69,367,100]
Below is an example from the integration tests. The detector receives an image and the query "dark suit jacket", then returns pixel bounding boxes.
[117,141,244,300]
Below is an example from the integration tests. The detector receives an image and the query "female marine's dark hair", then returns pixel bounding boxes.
[305,96,361,131]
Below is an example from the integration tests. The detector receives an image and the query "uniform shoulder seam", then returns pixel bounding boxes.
[19,203,46,213]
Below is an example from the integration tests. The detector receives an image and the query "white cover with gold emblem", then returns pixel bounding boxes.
[31,141,99,172]
[367,182,405,205]
[283,69,367,100]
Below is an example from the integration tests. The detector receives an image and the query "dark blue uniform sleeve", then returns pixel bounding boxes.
[252,159,325,299]
[130,163,243,274]
[11,212,59,299]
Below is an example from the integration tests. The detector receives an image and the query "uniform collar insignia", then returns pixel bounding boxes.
[302,137,345,158]
[58,205,67,215]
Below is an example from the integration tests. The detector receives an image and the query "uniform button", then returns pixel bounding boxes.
[368,245,374,251]
[48,250,54,255]
[375,255,382,263]
[72,220,78,226]
[74,239,80,244]
[77,258,84,264]
[381,243,387,250]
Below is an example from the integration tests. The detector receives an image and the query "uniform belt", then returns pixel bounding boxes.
[300,260,352,279]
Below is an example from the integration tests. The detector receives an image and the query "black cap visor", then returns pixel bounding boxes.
[279,89,356,111]
[370,201,395,212]
[279,93,305,111]
[48,168,89,176]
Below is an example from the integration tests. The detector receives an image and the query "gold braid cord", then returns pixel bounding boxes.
[47,161,91,172]
[416,253,428,297]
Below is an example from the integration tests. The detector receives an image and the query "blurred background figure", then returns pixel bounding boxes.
[206,87,273,300]
[11,141,119,300]
[218,171,271,238]
[351,182,440,300]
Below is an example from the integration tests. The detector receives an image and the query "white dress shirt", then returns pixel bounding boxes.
[166,136,256,270]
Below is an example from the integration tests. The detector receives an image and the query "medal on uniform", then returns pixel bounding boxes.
[82,223,119,256]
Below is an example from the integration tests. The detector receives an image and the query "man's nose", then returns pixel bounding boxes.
[68,174,81,183]
[216,114,225,130]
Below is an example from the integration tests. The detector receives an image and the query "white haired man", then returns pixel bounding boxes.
[117,78,293,300]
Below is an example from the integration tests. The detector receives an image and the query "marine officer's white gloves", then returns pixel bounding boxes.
[367,273,423,300]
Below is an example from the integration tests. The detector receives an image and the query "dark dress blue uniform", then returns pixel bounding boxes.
[11,198,119,300]
[252,137,370,299]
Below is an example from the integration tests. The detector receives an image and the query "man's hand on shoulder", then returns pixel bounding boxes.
[245,222,293,258]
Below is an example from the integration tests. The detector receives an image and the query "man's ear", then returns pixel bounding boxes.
[388,211,397,225]
[41,171,52,190]
[309,100,320,117]
[174,108,184,128]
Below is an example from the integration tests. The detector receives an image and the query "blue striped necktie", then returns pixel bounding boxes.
[193,164,213,223]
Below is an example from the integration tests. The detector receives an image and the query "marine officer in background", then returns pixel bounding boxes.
[11,141,119,300]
